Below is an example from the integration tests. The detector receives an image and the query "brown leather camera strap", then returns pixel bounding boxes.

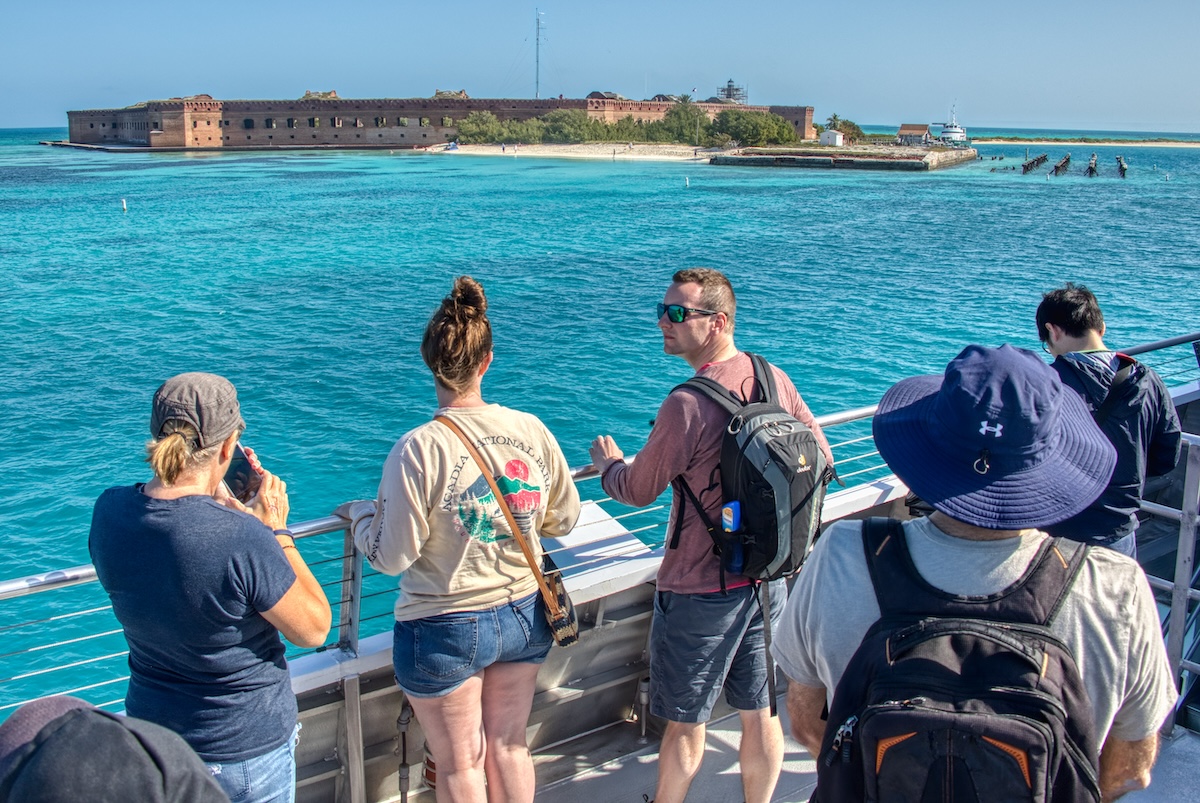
[434,415,562,618]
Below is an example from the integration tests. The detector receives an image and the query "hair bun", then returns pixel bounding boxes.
[448,276,488,318]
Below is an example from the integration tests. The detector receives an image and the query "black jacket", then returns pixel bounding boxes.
[1046,351,1182,543]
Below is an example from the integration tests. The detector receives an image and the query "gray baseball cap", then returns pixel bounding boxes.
[150,372,245,449]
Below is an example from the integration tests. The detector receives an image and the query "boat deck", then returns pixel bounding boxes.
[533,700,1200,803]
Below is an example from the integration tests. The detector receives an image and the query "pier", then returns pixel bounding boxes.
[1052,153,1071,175]
[711,145,977,172]
[1023,153,1049,173]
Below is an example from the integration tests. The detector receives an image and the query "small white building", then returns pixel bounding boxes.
[819,129,844,146]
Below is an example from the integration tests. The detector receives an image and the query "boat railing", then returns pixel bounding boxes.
[1,331,1198,723]
[1143,431,1200,738]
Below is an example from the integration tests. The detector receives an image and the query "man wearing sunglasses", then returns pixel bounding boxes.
[589,268,833,803]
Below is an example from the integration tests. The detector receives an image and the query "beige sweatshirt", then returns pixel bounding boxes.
[345,404,581,621]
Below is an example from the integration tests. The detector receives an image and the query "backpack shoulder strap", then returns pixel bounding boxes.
[861,518,1089,626]
[673,377,745,417]
[861,517,906,616]
[747,352,779,406]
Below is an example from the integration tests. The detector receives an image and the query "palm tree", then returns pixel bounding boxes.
[678,94,693,105]
[826,113,842,131]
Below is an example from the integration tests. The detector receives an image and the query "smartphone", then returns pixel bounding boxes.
[223,443,263,503]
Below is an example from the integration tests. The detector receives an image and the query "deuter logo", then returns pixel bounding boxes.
[979,421,1004,437]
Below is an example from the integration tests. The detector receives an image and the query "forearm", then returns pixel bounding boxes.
[1099,734,1159,801]
[278,535,331,643]
[785,681,828,758]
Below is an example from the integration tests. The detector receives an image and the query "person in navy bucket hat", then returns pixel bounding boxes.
[871,343,1117,528]
[771,344,1179,801]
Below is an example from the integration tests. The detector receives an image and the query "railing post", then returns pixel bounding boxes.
[337,673,366,803]
[1163,436,1200,738]
[337,525,363,657]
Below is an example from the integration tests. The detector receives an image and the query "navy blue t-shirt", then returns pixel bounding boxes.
[89,485,298,762]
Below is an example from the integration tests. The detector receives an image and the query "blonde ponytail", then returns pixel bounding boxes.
[145,422,221,485]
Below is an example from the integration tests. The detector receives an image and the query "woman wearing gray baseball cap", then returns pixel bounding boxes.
[88,372,331,803]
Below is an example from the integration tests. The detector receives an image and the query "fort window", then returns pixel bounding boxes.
[442,117,453,127]
[206,120,211,126]
[375,117,386,127]
[286,118,295,128]
[89,123,94,128]
[398,118,409,127]
[309,117,319,128]
[243,119,254,129]
[420,117,430,127]
[332,117,342,128]
[192,121,197,128]
[264,118,276,129]
[354,118,363,128]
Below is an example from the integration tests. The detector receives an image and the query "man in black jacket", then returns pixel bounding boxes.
[1036,283,1182,556]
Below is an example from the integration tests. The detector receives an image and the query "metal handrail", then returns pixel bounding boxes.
[1122,331,1200,357]
[1,333,1196,725]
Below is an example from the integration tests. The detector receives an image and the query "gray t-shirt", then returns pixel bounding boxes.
[772,516,1177,743]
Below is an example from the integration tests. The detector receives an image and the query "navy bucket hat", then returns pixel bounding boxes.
[872,344,1117,529]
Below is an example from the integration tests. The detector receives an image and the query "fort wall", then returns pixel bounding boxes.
[67,96,816,149]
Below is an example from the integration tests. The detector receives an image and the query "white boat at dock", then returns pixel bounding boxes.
[938,107,970,147]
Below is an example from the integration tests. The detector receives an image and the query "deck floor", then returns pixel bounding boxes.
[535,705,1199,802]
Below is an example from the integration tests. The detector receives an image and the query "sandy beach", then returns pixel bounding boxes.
[438,140,1200,165]
[439,142,714,162]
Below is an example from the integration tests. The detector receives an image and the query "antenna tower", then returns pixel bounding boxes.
[535,10,544,99]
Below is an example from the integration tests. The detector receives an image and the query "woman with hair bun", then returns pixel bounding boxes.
[89,372,331,803]
[338,277,580,803]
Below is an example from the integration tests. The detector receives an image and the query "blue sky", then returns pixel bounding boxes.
[3,0,1197,132]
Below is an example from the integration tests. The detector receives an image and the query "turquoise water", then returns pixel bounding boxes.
[2,126,1198,710]
[3,126,1199,571]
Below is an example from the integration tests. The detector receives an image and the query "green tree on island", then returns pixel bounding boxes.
[454,104,796,147]
[824,113,865,144]
[657,98,711,145]
[711,109,796,147]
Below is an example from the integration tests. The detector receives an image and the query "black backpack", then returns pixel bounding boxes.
[814,518,1101,802]
[669,352,832,590]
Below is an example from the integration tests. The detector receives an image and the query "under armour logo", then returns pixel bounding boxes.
[979,421,1003,437]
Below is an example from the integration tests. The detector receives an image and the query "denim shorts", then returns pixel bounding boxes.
[393,591,553,698]
[207,722,299,803]
[650,580,786,723]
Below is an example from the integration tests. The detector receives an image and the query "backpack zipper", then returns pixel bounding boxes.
[824,715,858,767]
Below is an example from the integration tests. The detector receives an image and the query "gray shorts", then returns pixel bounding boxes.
[650,580,786,723]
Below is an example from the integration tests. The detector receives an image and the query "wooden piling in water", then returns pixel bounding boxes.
[1022,153,1048,174]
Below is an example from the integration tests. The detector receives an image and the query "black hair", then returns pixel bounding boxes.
[1036,282,1104,342]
